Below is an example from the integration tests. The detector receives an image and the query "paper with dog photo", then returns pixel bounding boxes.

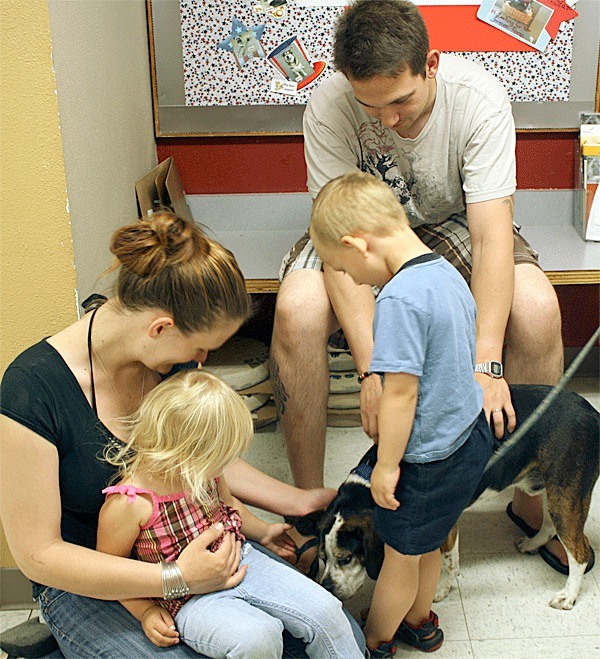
[477,0,557,51]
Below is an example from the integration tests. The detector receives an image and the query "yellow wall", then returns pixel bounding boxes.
[0,1,78,567]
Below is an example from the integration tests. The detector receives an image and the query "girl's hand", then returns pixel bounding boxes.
[260,523,297,560]
[371,464,400,510]
[178,523,247,594]
[140,605,179,647]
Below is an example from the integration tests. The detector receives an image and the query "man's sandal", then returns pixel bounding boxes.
[293,537,320,579]
[506,503,595,575]
[395,611,444,653]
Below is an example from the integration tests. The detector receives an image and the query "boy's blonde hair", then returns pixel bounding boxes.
[105,370,253,505]
[310,172,409,247]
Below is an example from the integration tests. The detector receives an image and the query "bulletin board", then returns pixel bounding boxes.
[148,0,600,136]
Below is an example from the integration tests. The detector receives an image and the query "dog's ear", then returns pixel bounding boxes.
[363,518,385,580]
[285,509,328,537]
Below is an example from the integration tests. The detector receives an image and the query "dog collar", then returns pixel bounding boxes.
[351,461,373,482]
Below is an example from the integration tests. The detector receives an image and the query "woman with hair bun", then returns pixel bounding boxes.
[0,211,364,657]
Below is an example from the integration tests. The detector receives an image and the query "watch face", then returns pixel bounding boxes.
[490,361,502,376]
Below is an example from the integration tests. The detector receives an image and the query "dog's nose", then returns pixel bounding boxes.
[320,575,334,592]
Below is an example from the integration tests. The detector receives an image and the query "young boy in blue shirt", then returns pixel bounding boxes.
[309,172,495,657]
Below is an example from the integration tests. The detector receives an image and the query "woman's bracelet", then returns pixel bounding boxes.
[161,560,190,601]
[358,371,376,384]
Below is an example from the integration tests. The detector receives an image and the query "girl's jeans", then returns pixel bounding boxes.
[176,544,364,658]
[37,543,365,658]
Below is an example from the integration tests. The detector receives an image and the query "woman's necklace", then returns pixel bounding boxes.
[88,306,147,413]
[93,348,147,410]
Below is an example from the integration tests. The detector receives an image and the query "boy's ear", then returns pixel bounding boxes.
[341,234,368,256]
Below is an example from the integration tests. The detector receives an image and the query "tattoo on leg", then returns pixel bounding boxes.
[502,197,514,220]
[270,357,289,418]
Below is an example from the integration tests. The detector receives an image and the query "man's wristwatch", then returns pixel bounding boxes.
[475,361,503,379]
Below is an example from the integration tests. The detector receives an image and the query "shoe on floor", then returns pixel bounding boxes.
[395,611,444,653]
[366,639,397,658]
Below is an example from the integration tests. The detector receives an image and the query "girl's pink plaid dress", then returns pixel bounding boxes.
[102,481,244,616]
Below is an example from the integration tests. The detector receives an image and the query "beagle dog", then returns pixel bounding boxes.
[290,385,599,610]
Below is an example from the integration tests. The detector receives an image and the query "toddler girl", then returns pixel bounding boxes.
[97,369,363,659]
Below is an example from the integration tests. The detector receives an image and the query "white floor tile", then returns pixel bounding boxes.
[0,610,31,634]
[567,377,600,413]
[0,609,32,632]
[471,635,600,659]
[458,553,600,641]
[398,640,474,657]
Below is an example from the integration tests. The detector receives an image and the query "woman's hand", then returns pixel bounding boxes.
[178,523,247,594]
[371,463,400,510]
[259,523,297,561]
[475,374,516,439]
[140,605,179,647]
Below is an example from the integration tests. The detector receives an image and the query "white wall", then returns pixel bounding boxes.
[48,0,158,302]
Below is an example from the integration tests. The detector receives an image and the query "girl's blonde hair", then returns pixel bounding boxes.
[105,370,253,505]
[310,172,409,247]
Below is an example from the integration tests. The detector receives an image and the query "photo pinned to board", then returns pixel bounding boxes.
[217,17,266,68]
[267,35,326,93]
[254,0,288,20]
[477,0,576,52]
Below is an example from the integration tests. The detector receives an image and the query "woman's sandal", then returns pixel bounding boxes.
[293,537,320,579]
[506,503,595,575]
[395,611,444,653]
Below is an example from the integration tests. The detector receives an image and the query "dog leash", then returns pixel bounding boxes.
[482,325,599,475]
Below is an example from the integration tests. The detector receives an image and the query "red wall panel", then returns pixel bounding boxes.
[157,136,307,194]
[556,284,600,348]
[157,131,577,194]
[515,132,576,190]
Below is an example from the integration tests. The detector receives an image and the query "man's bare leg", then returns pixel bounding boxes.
[505,263,565,560]
[271,269,339,489]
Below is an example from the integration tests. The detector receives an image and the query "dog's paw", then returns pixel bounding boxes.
[549,590,575,610]
[434,575,454,602]
[515,536,538,555]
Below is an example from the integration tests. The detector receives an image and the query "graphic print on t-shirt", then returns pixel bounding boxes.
[357,122,422,224]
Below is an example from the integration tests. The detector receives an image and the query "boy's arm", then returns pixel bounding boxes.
[371,372,418,510]
[218,477,296,560]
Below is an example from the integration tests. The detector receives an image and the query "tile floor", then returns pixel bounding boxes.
[1,378,599,658]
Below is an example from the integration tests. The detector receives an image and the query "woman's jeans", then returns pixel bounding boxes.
[37,543,365,658]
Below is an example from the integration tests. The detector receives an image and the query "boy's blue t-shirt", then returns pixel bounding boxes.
[370,254,483,463]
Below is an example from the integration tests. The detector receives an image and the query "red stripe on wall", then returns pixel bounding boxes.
[157,131,576,195]
[516,132,576,190]
[420,5,536,53]
[157,137,307,195]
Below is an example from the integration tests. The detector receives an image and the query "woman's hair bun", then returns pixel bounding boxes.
[110,210,207,277]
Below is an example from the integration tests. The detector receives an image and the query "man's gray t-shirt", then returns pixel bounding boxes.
[370,255,484,463]
[304,54,516,225]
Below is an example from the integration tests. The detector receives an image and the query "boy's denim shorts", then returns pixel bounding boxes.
[374,410,494,555]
